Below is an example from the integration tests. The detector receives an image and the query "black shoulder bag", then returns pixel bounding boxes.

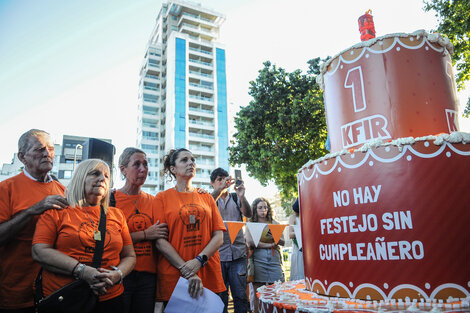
[34,206,107,313]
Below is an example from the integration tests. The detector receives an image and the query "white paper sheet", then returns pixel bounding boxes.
[164,277,224,313]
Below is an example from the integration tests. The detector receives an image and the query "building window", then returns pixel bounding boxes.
[142,144,158,153]
[143,94,159,103]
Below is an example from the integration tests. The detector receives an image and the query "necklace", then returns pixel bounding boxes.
[82,207,101,241]
[174,187,196,224]
[133,192,141,214]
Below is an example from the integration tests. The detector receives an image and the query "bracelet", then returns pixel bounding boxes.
[111,266,123,284]
[71,261,80,275]
[73,263,86,279]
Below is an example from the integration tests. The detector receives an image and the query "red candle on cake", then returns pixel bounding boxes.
[358,9,376,41]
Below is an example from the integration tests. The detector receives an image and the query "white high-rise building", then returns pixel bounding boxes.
[137,0,229,193]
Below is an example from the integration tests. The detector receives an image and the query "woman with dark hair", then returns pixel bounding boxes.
[114,147,168,313]
[32,159,136,313]
[246,197,285,313]
[288,199,304,281]
[153,148,226,303]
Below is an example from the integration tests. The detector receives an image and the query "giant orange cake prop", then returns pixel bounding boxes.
[278,30,470,312]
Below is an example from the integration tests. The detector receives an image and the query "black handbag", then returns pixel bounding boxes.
[34,206,107,313]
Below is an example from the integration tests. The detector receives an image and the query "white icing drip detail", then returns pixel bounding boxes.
[317,30,453,89]
[298,132,470,177]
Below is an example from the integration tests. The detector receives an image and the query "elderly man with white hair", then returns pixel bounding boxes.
[0,129,67,313]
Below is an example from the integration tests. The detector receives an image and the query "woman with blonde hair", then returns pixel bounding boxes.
[32,159,136,313]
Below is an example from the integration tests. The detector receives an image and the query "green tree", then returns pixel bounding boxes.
[424,0,470,116]
[229,59,328,204]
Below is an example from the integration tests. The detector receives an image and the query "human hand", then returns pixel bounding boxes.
[179,258,201,279]
[144,221,168,240]
[81,266,106,292]
[234,179,245,197]
[187,274,204,298]
[196,187,208,194]
[30,195,68,215]
[94,268,117,287]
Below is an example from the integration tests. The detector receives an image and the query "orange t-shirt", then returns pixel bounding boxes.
[114,190,157,273]
[153,188,226,301]
[32,205,133,301]
[0,172,65,309]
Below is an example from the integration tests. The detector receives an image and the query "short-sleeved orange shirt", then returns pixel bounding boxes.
[0,172,65,309]
[33,205,133,301]
[154,188,226,301]
[114,190,157,273]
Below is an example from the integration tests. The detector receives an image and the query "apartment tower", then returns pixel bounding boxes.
[136,0,228,193]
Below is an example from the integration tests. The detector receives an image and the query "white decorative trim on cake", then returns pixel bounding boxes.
[257,280,470,313]
[316,30,453,89]
[298,132,470,185]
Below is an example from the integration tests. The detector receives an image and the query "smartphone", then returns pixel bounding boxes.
[234,169,242,186]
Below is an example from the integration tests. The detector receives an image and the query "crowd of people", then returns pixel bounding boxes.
[0,129,304,313]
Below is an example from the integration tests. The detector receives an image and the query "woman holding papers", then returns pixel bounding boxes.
[246,197,285,313]
[153,148,226,304]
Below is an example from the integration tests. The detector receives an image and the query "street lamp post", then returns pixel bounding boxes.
[73,144,83,172]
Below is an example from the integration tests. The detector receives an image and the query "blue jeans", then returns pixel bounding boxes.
[220,257,249,313]
[122,271,156,313]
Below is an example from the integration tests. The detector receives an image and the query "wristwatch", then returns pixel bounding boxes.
[196,254,208,267]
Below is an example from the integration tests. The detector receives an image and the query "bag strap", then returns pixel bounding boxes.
[35,205,107,301]
[230,192,242,220]
[91,206,106,268]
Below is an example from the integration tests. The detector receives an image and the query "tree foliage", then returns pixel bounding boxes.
[229,59,328,203]
[424,0,470,116]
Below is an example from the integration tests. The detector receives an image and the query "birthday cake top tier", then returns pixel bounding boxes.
[317,30,459,153]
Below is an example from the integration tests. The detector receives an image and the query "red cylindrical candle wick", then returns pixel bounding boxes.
[358,10,376,42]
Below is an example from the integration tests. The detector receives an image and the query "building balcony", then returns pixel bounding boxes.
[188,132,215,143]
[188,120,215,130]
[191,147,215,156]
[188,94,213,103]
[145,74,160,81]
[179,12,217,29]
[194,161,216,169]
[141,123,159,131]
[188,35,213,48]
[141,138,159,147]
[188,106,214,117]
[188,46,213,57]
[144,62,161,75]
[141,112,160,120]
[189,58,212,68]
[189,82,213,92]
[188,70,213,80]
[143,86,160,93]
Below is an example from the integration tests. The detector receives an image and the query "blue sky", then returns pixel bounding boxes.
[1,0,469,195]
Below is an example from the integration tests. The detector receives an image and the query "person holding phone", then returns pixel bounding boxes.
[210,168,252,313]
